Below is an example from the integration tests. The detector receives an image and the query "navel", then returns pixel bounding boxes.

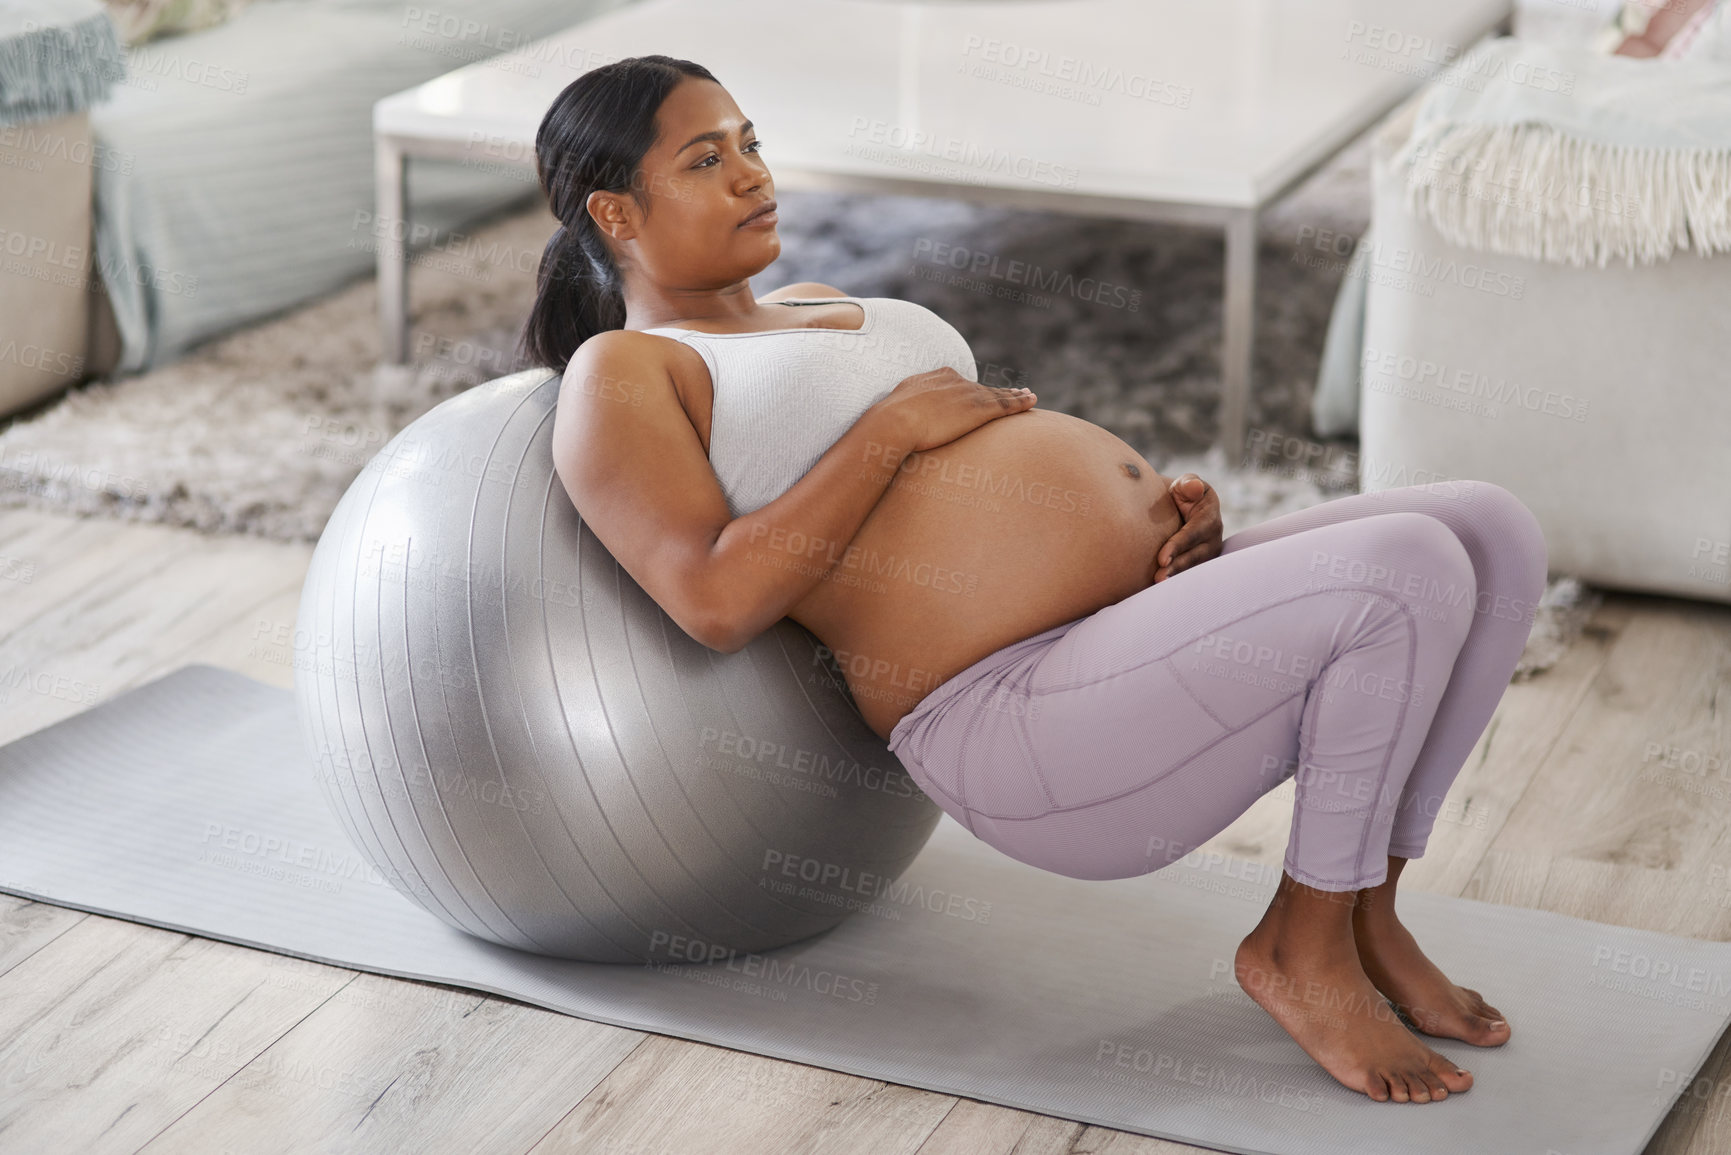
[1121,462,1142,480]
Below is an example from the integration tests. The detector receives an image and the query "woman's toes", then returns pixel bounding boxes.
[1465,988,1509,1026]
[1467,1010,1511,1046]
[1435,1057,1474,1093]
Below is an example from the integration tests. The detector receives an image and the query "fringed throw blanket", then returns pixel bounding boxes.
[1391,37,1731,268]
[0,0,125,126]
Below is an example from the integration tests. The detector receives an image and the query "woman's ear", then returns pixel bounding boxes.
[587,188,637,242]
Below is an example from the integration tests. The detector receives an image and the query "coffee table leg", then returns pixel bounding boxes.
[376,137,409,365]
[1219,207,1257,462]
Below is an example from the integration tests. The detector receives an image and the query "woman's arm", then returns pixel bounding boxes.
[551,329,915,653]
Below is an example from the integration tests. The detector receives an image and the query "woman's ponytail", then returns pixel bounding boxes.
[517,55,718,376]
[521,221,623,376]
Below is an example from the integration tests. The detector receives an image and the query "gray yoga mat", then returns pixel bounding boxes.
[0,663,1726,1155]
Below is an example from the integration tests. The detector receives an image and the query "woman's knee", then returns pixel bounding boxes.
[1325,511,1479,640]
[1462,481,1549,602]
[1347,510,1475,587]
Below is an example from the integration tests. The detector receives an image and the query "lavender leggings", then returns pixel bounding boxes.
[885,481,1548,892]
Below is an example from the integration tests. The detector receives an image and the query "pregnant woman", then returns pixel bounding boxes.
[527,56,1547,1106]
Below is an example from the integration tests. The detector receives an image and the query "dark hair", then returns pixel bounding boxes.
[517,55,718,375]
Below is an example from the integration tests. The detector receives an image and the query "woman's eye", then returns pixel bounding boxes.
[695,141,763,168]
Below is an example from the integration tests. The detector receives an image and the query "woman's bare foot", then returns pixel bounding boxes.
[1236,872,1473,1103]
[1352,857,1511,1047]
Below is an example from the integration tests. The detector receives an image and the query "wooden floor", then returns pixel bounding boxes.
[0,503,1728,1154]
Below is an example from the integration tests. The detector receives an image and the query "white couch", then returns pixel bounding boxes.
[0,0,640,420]
[1355,63,1731,605]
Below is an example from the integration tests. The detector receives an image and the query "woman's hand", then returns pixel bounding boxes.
[871,367,1037,454]
[1153,474,1222,582]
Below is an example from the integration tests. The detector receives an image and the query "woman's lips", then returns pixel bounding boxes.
[738,203,778,228]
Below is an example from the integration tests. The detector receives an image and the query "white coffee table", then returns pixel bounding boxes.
[374,0,1511,455]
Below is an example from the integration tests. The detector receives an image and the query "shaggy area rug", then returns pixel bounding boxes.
[0,117,1598,677]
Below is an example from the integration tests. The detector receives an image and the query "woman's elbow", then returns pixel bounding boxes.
[687,585,747,654]
[694,614,744,654]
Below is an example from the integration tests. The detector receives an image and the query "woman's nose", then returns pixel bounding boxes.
[737,156,771,191]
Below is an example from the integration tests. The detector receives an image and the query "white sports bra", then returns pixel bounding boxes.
[641,297,978,517]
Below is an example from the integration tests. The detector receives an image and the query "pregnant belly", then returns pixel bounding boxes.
[788,408,1183,741]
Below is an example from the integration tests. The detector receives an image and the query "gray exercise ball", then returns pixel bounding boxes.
[293,367,943,964]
